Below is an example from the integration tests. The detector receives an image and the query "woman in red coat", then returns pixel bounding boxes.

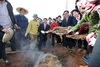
[50,18,59,46]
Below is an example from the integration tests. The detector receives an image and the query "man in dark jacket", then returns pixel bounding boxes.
[62,10,77,48]
[15,7,28,50]
[0,0,18,65]
[38,18,50,50]
[62,10,77,27]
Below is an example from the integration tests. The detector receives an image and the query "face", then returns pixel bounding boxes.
[72,11,79,18]
[63,12,69,18]
[48,18,52,22]
[76,1,87,14]
[43,19,47,24]
[37,18,42,23]
[33,16,37,20]
[20,9,26,15]
[79,8,85,14]
[52,19,56,23]
[57,17,61,21]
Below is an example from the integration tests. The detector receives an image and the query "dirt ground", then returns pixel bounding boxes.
[0,45,88,67]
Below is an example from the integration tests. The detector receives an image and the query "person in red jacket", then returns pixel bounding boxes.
[50,18,59,46]
[75,22,89,54]
[50,19,58,30]
[75,22,89,34]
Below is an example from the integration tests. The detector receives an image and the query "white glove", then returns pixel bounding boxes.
[41,30,45,34]
[98,20,100,27]
[86,32,94,44]
[89,37,96,46]
[75,32,79,35]
[97,7,100,17]
[68,26,72,30]
[45,31,49,33]
[25,33,28,37]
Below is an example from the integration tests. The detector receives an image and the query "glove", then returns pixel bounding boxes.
[67,26,72,30]
[41,30,45,34]
[98,20,100,27]
[86,32,96,45]
[97,7,100,17]
[45,31,49,33]
[89,37,96,46]
[25,33,28,37]
[74,32,79,35]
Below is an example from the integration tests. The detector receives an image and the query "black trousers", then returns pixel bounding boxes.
[56,35,61,43]
[51,34,61,46]
[0,43,7,60]
[0,31,7,60]
[62,35,75,48]
[51,34,56,47]
[77,39,88,50]
[10,32,17,51]
[38,34,47,50]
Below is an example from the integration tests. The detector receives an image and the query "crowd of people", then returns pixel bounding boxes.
[0,0,100,66]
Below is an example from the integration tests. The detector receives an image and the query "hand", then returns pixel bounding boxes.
[67,29,72,34]
[41,30,45,34]
[14,24,20,29]
[74,32,79,35]
[2,29,10,34]
[25,33,28,37]
[52,27,58,31]
[45,31,49,33]
[89,37,96,46]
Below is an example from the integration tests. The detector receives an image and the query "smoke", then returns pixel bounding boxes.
[23,51,62,67]
[20,34,52,51]
[20,39,38,51]
[23,51,45,67]
[19,37,62,67]
[20,39,43,67]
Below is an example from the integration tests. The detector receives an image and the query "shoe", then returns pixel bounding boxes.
[84,58,90,64]
[79,65,88,67]
[6,51,17,54]
[0,59,3,62]
[5,60,11,65]
[84,55,90,60]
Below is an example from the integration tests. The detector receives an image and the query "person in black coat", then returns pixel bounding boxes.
[0,0,18,65]
[62,10,77,48]
[38,18,50,50]
[62,10,77,27]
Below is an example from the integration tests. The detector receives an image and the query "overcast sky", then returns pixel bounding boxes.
[8,0,75,20]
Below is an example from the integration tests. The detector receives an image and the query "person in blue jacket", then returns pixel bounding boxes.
[15,7,28,50]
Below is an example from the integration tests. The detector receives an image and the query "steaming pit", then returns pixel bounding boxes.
[0,45,88,67]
